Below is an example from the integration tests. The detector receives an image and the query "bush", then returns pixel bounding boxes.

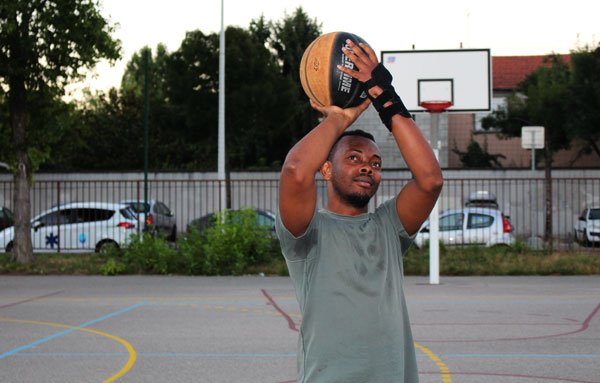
[198,208,276,275]
[98,207,283,276]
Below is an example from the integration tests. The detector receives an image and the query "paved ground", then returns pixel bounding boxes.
[0,275,598,383]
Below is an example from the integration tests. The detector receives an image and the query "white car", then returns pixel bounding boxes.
[414,207,515,248]
[0,202,138,253]
[574,206,600,246]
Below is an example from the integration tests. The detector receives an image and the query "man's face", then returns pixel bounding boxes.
[326,136,382,208]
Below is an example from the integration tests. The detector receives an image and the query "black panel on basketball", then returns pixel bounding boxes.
[329,32,368,108]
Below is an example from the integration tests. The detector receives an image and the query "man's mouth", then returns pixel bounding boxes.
[354,175,374,188]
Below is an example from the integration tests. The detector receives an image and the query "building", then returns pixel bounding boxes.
[354,53,600,169]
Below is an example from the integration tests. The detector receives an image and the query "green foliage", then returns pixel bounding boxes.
[567,44,600,159]
[453,137,505,168]
[199,208,275,275]
[482,55,572,158]
[117,233,179,274]
[403,242,600,275]
[95,208,282,276]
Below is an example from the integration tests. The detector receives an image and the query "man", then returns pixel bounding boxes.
[276,39,443,382]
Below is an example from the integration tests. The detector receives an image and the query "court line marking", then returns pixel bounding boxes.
[417,302,600,343]
[263,289,452,383]
[420,371,598,383]
[415,344,452,383]
[0,291,64,309]
[0,302,145,382]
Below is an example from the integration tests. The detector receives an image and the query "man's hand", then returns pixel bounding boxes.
[338,40,379,83]
[310,98,370,128]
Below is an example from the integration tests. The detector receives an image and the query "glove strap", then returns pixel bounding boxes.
[361,63,411,130]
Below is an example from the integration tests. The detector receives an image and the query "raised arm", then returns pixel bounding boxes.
[279,100,370,237]
[339,40,443,235]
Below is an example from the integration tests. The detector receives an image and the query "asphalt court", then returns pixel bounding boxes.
[0,275,598,383]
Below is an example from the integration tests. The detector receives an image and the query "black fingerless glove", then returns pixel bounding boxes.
[361,63,411,130]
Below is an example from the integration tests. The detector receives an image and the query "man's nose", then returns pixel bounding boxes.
[360,166,373,174]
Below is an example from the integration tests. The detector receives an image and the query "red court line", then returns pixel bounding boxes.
[261,289,299,332]
[0,291,64,309]
[417,302,600,343]
[421,371,599,383]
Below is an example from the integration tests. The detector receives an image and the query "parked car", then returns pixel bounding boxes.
[574,206,600,246]
[414,207,515,248]
[0,202,138,253]
[187,208,275,234]
[120,199,177,241]
[0,206,14,232]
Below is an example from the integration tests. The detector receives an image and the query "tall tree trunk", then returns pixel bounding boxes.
[544,133,553,252]
[9,78,34,263]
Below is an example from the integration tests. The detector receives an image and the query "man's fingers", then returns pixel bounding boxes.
[358,42,378,63]
[336,63,362,81]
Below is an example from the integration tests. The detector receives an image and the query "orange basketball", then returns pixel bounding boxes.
[299,32,369,108]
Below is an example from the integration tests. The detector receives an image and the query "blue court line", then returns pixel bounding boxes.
[0,302,146,359]
[13,352,599,359]
[15,352,296,358]
[436,353,600,358]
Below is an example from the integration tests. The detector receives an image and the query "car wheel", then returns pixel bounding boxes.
[6,241,13,253]
[583,229,591,247]
[96,240,119,254]
[168,225,177,241]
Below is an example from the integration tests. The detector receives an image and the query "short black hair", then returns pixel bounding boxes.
[327,129,376,161]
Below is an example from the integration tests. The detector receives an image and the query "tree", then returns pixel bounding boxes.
[452,137,505,168]
[267,8,322,152]
[0,1,120,263]
[482,54,571,245]
[568,44,600,159]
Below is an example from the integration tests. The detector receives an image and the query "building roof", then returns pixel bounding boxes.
[492,54,571,90]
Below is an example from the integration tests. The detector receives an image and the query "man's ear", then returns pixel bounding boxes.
[320,161,332,180]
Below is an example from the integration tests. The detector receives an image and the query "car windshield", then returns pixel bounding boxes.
[121,207,137,220]
[589,209,600,220]
[125,202,150,213]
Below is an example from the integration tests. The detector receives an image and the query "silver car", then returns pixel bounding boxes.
[574,206,600,246]
[414,207,515,248]
[121,199,177,241]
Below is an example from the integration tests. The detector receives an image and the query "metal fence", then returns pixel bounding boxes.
[1,177,599,251]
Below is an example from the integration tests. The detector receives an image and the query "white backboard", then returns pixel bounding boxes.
[381,49,492,113]
[521,126,545,149]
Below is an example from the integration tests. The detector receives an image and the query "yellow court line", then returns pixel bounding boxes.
[414,343,452,383]
[0,318,136,383]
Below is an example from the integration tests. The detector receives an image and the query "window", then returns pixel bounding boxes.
[126,202,150,214]
[120,207,137,220]
[589,209,600,220]
[467,213,494,229]
[38,211,60,225]
[75,208,115,223]
[439,213,464,231]
[156,202,171,215]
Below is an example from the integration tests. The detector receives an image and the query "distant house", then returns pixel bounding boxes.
[449,54,600,169]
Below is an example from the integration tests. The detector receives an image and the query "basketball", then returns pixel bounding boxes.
[299,31,369,108]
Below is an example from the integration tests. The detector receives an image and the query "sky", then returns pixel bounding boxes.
[70,0,599,96]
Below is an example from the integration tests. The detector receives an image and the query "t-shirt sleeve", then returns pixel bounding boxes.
[376,196,416,254]
[275,209,319,261]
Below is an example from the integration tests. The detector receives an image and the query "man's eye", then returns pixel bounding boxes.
[348,155,357,160]
[373,162,381,168]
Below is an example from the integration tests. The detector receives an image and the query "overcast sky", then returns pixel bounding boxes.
[70,0,598,96]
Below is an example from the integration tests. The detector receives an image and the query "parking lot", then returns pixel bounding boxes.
[1,275,599,382]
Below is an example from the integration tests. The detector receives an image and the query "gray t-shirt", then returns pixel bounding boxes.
[276,197,419,383]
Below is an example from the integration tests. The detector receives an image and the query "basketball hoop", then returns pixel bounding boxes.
[420,101,452,113]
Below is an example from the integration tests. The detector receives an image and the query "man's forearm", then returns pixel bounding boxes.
[390,115,442,193]
[283,113,349,177]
